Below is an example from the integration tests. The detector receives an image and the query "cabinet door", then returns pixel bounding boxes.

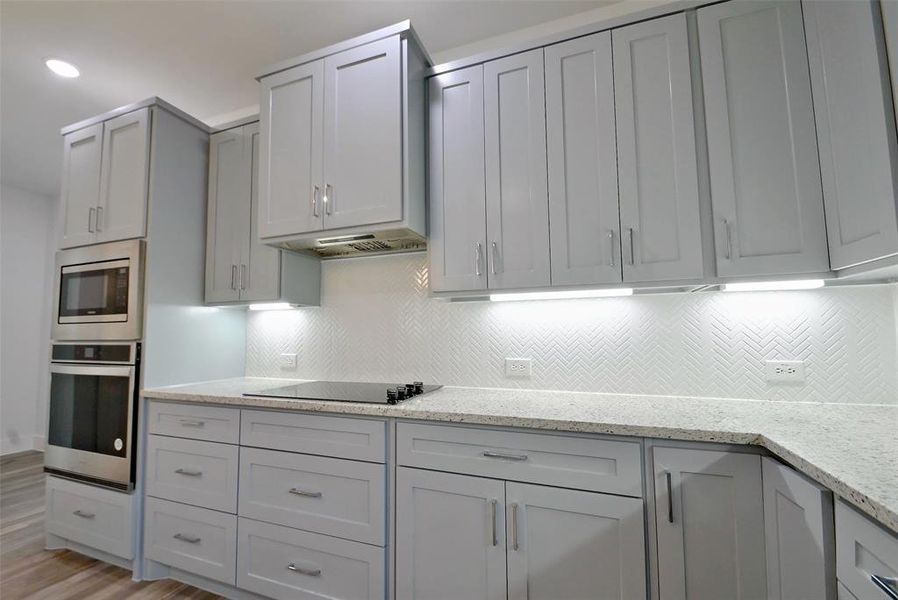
[698,1,829,278]
[322,35,402,230]
[653,447,766,600]
[505,482,646,600]
[485,49,551,290]
[258,59,324,238]
[428,66,488,293]
[545,33,621,286]
[805,0,898,270]
[762,457,836,600]
[614,14,704,283]
[60,124,102,249]
[241,123,281,302]
[205,129,246,303]
[884,0,898,126]
[96,108,150,243]
[395,467,506,600]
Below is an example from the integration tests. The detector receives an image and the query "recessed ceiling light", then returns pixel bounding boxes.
[45,59,80,78]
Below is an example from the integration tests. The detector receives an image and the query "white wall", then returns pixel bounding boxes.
[0,183,57,454]
[246,254,898,405]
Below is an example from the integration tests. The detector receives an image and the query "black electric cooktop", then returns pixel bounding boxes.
[243,381,441,405]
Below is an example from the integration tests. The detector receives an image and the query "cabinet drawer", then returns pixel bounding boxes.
[240,409,386,462]
[835,500,898,600]
[45,475,133,559]
[144,497,237,585]
[237,518,385,600]
[147,401,239,444]
[397,422,643,497]
[146,435,238,513]
[239,448,385,545]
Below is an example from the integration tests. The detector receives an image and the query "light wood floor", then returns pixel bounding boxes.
[0,451,223,599]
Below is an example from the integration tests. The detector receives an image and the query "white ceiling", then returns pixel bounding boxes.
[0,0,617,198]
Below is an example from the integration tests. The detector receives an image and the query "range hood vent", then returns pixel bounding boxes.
[274,227,427,259]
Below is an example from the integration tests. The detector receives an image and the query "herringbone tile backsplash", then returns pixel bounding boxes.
[246,253,898,404]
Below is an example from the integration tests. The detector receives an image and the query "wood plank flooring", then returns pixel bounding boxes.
[0,451,223,599]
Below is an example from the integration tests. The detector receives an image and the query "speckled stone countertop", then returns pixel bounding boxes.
[142,377,898,534]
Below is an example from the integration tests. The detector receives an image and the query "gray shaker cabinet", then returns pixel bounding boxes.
[697,0,829,278]
[613,13,704,284]
[804,0,898,270]
[60,123,104,249]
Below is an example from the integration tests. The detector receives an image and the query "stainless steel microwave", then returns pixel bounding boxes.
[52,240,145,341]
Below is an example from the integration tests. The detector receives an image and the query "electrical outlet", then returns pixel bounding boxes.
[280,353,297,370]
[764,360,806,383]
[505,358,532,378]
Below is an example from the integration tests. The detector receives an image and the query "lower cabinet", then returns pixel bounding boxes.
[835,499,898,600]
[395,466,647,600]
[652,446,766,600]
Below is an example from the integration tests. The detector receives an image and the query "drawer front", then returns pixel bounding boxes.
[239,448,385,546]
[240,409,386,462]
[397,422,643,497]
[147,400,239,444]
[144,497,237,585]
[835,500,898,600]
[45,475,133,559]
[237,518,385,600]
[146,435,238,513]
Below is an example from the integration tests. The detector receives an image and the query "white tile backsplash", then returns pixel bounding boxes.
[246,253,898,404]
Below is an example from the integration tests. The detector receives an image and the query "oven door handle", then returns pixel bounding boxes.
[49,364,134,378]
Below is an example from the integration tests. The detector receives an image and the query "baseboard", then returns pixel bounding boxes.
[32,435,46,451]
[1,435,36,456]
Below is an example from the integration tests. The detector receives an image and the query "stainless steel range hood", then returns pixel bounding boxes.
[272,227,427,259]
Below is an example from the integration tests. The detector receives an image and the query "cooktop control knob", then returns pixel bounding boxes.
[405,384,416,396]
[386,389,398,404]
[395,387,407,401]
[413,381,424,394]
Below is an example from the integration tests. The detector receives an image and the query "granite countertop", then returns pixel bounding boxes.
[142,377,898,534]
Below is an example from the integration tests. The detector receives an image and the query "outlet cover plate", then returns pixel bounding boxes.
[505,357,532,378]
[764,360,806,383]
[280,353,297,370]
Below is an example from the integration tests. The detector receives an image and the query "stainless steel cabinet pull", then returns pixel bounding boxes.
[871,575,898,600]
[608,230,616,266]
[723,219,733,260]
[88,207,96,233]
[173,533,201,544]
[511,503,520,551]
[490,499,498,546]
[490,241,499,275]
[95,206,103,231]
[323,184,333,215]
[73,509,95,519]
[288,488,322,498]
[240,264,247,290]
[665,471,674,523]
[287,563,321,577]
[179,420,205,427]
[475,242,483,277]
[312,185,320,217]
[482,451,528,462]
[230,265,237,290]
[174,468,202,477]
[628,228,635,265]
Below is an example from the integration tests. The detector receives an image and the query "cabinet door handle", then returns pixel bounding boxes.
[628,228,636,266]
[312,185,320,217]
[490,499,498,546]
[287,563,321,577]
[73,509,95,519]
[722,219,734,260]
[95,206,103,231]
[490,241,499,275]
[173,533,201,544]
[474,242,483,277]
[511,503,520,551]
[871,575,898,600]
[230,265,237,290]
[323,184,333,215]
[88,207,96,233]
[179,419,205,427]
[665,470,674,523]
[288,488,322,498]
[482,450,528,462]
[240,264,247,290]
[174,468,202,477]
[608,230,616,266]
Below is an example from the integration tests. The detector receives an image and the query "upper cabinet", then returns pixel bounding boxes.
[804,0,898,270]
[205,122,320,306]
[545,33,620,287]
[257,23,428,255]
[613,13,704,284]
[60,108,150,249]
[697,0,829,278]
